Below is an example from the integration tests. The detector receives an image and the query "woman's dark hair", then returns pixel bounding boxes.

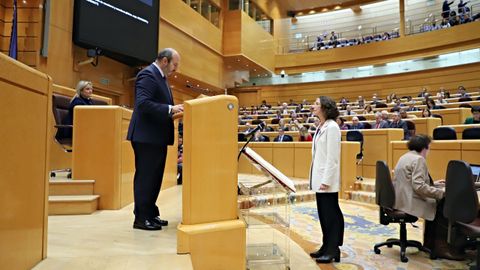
[319,96,340,120]
[422,108,432,117]
[407,134,432,152]
[337,117,345,124]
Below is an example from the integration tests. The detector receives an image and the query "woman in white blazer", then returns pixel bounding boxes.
[309,96,344,264]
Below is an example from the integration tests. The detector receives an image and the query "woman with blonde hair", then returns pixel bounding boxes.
[65,80,94,125]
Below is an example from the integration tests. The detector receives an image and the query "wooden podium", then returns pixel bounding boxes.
[177,95,246,270]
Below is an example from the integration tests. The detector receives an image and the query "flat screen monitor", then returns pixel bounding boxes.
[73,0,159,66]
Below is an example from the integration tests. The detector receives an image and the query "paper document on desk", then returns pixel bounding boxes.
[242,147,296,193]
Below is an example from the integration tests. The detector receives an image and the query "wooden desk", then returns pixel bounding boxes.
[0,52,50,268]
[345,117,441,136]
[72,106,177,210]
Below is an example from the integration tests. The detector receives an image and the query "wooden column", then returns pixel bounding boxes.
[399,0,406,37]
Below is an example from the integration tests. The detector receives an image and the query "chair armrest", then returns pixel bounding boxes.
[54,124,73,129]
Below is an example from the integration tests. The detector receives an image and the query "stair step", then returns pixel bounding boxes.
[238,190,315,209]
[48,195,99,215]
[49,179,95,196]
[354,179,375,192]
[350,190,376,205]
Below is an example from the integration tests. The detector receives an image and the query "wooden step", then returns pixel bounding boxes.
[350,190,376,205]
[49,179,95,196]
[49,195,99,215]
[238,190,315,209]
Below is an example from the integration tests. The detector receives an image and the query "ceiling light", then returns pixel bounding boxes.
[309,10,316,14]
[334,5,341,10]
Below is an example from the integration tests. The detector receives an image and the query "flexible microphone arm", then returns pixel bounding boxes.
[237,122,265,161]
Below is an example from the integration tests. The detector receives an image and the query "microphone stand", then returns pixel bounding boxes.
[237,122,265,161]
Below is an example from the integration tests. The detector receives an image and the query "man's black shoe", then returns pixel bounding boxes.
[133,219,162,231]
[153,217,169,226]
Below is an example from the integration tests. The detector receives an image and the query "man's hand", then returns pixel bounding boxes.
[171,104,184,114]
[319,184,329,191]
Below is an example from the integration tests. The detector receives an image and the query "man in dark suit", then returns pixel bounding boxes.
[127,48,184,231]
[389,111,410,140]
[273,129,293,142]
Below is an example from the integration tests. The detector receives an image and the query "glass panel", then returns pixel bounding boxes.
[201,0,210,20]
[229,0,240,11]
[190,0,200,12]
[211,4,220,27]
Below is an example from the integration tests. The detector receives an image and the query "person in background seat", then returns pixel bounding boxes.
[464,106,480,124]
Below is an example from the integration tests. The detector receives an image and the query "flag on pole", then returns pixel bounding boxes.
[8,0,18,59]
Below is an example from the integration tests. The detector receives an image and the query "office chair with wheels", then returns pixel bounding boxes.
[443,160,480,270]
[346,130,364,181]
[433,127,457,140]
[373,161,433,262]
[51,94,73,178]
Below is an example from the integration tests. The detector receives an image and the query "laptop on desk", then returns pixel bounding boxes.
[471,164,480,184]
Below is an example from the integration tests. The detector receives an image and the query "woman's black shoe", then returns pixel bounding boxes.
[309,246,326,258]
[316,249,340,264]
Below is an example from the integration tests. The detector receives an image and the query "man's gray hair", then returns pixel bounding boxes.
[157,48,177,62]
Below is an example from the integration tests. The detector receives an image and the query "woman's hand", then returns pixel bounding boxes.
[319,184,329,191]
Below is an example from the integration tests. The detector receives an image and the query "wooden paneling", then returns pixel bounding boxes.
[160,0,223,54]
[223,10,274,71]
[72,106,138,210]
[159,20,225,90]
[0,52,50,269]
[276,22,480,74]
[244,63,480,105]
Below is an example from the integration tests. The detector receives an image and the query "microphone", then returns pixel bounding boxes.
[245,122,266,136]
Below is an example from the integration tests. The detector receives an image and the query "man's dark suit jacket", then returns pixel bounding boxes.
[274,135,293,142]
[390,120,410,140]
[127,64,174,146]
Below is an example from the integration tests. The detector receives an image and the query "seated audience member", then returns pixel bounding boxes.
[386,95,394,105]
[390,111,410,140]
[339,97,348,110]
[370,93,379,105]
[418,87,429,97]
[289,99,297,106]
[391,99,403,112]
[381,110,391,126]
[457,85,470,97]
[399,109,409,119]
[278,119,289,131]
[281,102,289,115]
[349,116,364,130]
[357,96,365,109]
[252,130,267,142]
[309,117,320,132]
[440,18,451,28]
[260,99,270,108]
[449,12,460,26]
[242,112,253,120]
[393,135,463,260]
[261,122,274,132]
[436,94,448,105]
[460,13,472,23]
[373,111,389,129]
[274,129,293,142]
[238,116,246,125]
[425,98,438,110]
[464,106,480,124]
[299,127,313,141]
[336,117,349,130]
[65,80,94,127]
[422,108,432,118]
[275,110,283,119]
[344,105,356,116]
[363,104,374,115]
[406,100,419,111]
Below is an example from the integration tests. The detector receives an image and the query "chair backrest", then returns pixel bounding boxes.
[375,103,387,108]
[433,127,457,140]
[462,127,480,140]
[363,122,372,129]
[458,97,473,102]
[251,119,262,125]
[91,99,108,105]
[406,121,416,137]
[375,161,395,208]
[346,130,363,143]
[443,160,479,224]
[271,118,280,124]
[459,103,472,108]
[262,135,270,141]
[357,116,366,121]
[52,94,71,126]
[238,133,247,142]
